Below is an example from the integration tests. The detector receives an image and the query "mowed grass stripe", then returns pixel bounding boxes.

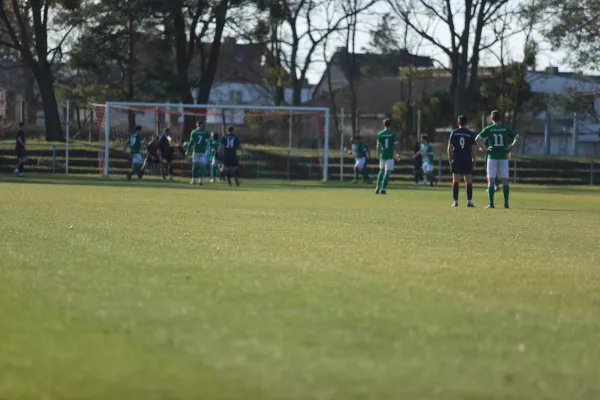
[1,178,600,399]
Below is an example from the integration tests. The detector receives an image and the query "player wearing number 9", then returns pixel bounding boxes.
[475,110,519,209]
[448,115,476,207]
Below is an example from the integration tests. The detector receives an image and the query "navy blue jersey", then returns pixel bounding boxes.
[15,129,25,151]
[448,128,475,160]
[221,133,240,158]
[157,134,171,154]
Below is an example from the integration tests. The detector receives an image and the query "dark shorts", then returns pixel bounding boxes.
[145,155,161,164]
[451,158,473,175]
[16,149,26,159]
[223,156,238,168]
[160,147,173,163]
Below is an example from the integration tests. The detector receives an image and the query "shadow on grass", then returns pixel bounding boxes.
[0,173,393,192]
[4,174,595,195]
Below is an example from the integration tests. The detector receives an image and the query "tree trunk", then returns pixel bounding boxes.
[34,67,64,141]
[196,0,228,104]
[292,78,303,105]
[126,1,136,133]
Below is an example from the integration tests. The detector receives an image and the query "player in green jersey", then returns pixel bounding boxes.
[375,118,399,194]
[476,110,519,209]
[185,120,211,185]
[346,136,372,183]
[125,125,144,181]
[483,137,501,192]
[420,134,437,186]
[209,131,222,183]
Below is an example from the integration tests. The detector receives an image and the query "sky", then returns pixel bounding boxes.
[302,1,572,85]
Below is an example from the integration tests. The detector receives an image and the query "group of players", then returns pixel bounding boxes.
[350,110,519,208]
[12,110,517,208]
[125,120,242,186]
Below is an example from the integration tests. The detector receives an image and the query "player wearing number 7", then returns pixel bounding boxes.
[475,110,519,209]
[375,118,399,195]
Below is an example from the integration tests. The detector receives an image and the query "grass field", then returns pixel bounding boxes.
[1,175,600,400]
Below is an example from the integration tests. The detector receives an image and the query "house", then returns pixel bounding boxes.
[307,75,452,139]
[312,47,434,98]
[98,37,315,130]
[519,67,600,156]
[191,37,313,106]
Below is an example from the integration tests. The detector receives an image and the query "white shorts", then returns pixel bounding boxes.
[192,154,207,164]
[211,158,220,167]
[423,163,434,174]
[355,157,366,169]
[379,159,394,172]
[487,159,509,179]
[132,153,143,165]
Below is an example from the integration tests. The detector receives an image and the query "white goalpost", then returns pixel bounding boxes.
[93,102,331,181]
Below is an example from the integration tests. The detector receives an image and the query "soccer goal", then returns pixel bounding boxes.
[92,102,331,181]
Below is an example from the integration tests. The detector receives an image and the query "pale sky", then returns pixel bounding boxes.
[303,1,573,85]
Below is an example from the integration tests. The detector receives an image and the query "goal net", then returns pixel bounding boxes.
[92,102,331,181]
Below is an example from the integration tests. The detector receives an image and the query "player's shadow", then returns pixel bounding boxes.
[0,174,378,191]
[0,174,234,191]
[0,173,428,191]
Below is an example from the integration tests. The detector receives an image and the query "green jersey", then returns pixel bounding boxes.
[209,139,219,161]
[351,142,368,159]
[477,124,518,160]
[377,129,397,159]
[186,129,210,155]
[128,132,143,154]
[420,143,434,165]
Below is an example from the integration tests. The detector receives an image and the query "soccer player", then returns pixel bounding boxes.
[347,136,372,183]
[420,134,437,186]
[14,122,26,177]
[141,134,162,178]
[221,125,241,187]
[125,125,144,181]
[475,110,519,209]
[185,120,211,185]
[157,127,174,179]
[448,115,477,207]
[411,136,423,187]
[375,118,399,195]
[483,137,500,192]
[208,131,221,183]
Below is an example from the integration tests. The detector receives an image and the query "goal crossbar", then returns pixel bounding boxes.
[100,102,331,181]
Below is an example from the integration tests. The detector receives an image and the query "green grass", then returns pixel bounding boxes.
[1,175,600,399]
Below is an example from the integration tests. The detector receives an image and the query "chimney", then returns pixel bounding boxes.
[223,37,236,45]
[545,66,559,75]
[336,46,348,54]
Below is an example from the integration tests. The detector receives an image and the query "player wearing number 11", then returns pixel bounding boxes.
[375,118,399,195]
[475,110,519,209]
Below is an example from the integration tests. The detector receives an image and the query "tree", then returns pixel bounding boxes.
[68,0,174,131]
[366,12,402,54]
[255,0,377,105]
[0,0,82,140]
[387,0,517,118]
[340,0,365,137]
[541,0,600,69]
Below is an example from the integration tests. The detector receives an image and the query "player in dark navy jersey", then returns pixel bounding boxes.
[14,122,26,177]
[157,127,175,179]
[221,125,242,186]
[447,115,477,207]
[141,134,162,178]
